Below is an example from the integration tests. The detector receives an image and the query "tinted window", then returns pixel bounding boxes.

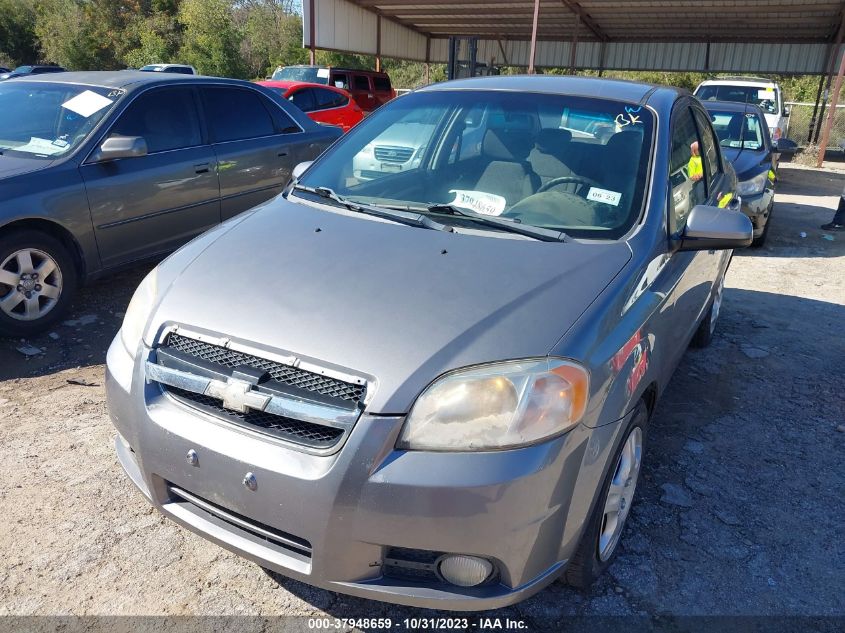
[288,88,316,112]
[164,66,193,75]
[695,84,779,116]
[112,87,201,153]
[693,108,721,190]
[353,75,370,91]
[669,105,707,230]
[331,73,349,90]
[314,88,347,110]
[373,76,391,92]
[202,87,275,141]
[301,90,654,240]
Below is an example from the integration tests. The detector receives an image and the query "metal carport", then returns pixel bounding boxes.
[303,0,845,161]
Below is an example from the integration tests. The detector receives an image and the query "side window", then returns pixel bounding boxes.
[668,105,707,231]
[353,75,370,91]
[692,108,721,190]
[331,73,349,90]
[111,87,201,154]
[373,76,391,92]
[202,87,275,142]
[314,88,346,110]
[289,88,316,112]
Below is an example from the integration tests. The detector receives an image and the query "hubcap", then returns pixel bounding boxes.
[598,427,643,561]
[0,248,63,321]
[709,275,725,334]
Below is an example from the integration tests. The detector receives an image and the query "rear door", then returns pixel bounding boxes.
[81,85,220,268]
[200,85,306,220]
[372,74,393,108]
[309,87,352,130]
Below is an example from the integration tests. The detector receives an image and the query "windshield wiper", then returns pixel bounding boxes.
[293,185,452,233]
[421,203,567,242]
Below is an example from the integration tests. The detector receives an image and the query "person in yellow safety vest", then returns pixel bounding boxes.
[687,141,703,182]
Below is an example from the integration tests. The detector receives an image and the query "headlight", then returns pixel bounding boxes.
[396,358,590,451]
[119,267,158,356]
[736,171,768,197]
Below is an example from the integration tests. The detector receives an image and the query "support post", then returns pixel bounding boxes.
[809,73,827,143]
[308,0,316,65]
[375,15,382,72]
[528,0,540,74]
[815,13,845,143]
[598,40,606,77]
[817,49,845,168]
[569,15,580,75]
[425,36,431,84]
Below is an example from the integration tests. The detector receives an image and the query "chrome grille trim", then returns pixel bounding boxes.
[374,145,414,163]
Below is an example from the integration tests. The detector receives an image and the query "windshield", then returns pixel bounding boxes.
[271,66,329,84]
[696,85,779,116]
[0,83,122,158]
[298,90,654,239]
[708,110,765,150]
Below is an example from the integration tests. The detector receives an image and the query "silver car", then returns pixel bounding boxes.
[106,76,752,610]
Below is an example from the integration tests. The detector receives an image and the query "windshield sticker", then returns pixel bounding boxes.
[15,137,68,156]
[449,190,507,216]
[61,90,113,118]
[587,187,622,206]
[757,89,776,100]
[317,68,330,78]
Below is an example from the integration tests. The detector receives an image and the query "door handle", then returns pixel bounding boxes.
[277,150,288,158]
[194,162,210,174]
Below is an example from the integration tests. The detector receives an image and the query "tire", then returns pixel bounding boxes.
[750,204,773,248]
[565,401,649,589]
[0,229,78,337]
[690,272,725,349]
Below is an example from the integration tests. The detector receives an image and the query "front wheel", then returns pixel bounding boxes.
[564,401,648,588]
[0,230,78,337]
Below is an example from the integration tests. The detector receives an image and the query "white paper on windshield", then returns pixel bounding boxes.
[757,89,776,100]
[317,68,330,79]
[449,190,507,216]
[587,187,622,207]
[14,137,67,156]
[61,90,113,117]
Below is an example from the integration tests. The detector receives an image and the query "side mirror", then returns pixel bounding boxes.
[776,138,797,153]
[783,106,790,117]
[677,204,752,252]
[92,135,147,162]
[292,161,312,181]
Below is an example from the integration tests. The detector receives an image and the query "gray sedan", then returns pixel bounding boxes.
[0,71,340,336]
[106,76,751,610]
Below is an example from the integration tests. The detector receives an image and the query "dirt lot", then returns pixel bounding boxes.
[1,164,843,629]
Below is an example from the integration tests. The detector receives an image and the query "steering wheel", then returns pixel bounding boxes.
[537,175,599,194]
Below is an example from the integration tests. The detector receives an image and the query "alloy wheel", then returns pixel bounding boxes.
[598,426,643,561]
[0,248,63,321]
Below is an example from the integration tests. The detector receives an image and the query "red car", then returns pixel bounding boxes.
[257,81,363,133]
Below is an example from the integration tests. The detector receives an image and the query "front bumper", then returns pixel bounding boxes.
[106,336,624,610]
[740,187,774,237]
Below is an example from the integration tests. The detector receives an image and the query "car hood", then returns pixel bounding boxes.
[722,147,769,180]
[0,154,54,178]
[152,197,632,414]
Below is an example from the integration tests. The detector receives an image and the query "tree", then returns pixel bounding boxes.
[0,0,39,66]
[178,0,245,78]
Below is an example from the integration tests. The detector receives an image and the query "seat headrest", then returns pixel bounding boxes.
[536,128,573,154]
[483,128,534,161]
[605,131,642,156]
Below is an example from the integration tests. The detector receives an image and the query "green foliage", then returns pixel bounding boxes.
[178,0,245,77]
[122,11,183,69]
[0,0,38,66]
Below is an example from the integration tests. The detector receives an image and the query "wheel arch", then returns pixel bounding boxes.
[0,218,86,283]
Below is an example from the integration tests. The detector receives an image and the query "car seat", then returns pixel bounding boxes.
[472,126,540,207]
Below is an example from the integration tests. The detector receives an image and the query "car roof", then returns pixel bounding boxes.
[10,70,250,89]
[698,78,777,88]
[418,75,682,105]
[258,80,348,93]
[701,100,767,116]
[280,65,388,76]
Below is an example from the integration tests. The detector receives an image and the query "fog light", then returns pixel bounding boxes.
[437,555,494,587]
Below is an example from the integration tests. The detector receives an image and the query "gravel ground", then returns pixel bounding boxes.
[1,164,843,630]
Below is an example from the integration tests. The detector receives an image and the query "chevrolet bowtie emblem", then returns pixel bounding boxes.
[205,377,270,413]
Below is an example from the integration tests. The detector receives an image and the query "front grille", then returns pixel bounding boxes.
[167,333,365,404]
[167,484,312,559]
[383,547,442,583]
[166,386,344,449]
[374,145,414,163]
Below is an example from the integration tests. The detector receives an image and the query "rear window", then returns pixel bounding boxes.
[314,88,347,110]
[202,87,275,141]
[695,84,779,116]
[373,76,391,92]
